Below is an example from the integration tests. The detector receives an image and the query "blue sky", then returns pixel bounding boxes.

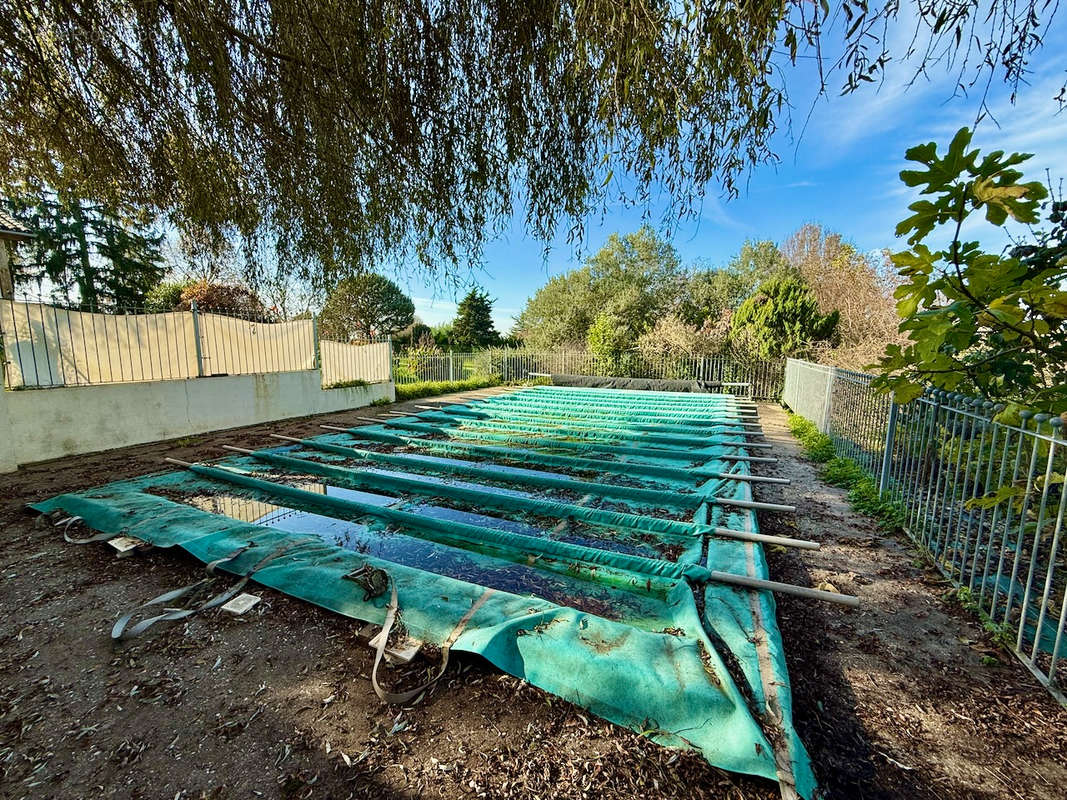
[404,21,1067,334]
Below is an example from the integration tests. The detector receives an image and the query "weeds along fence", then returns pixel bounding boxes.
[393,349,784,399]
[0,297,387,389]
[784,357,1067,701]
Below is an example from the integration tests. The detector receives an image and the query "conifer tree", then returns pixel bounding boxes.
[451,289,498,349]
[7,192,164,308]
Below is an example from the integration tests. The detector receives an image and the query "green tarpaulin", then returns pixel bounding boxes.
[31,385,814,797]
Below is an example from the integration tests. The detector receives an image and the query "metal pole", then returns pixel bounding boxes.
[190,300,204,378]
[820,365,834,433]
[312,315,321,371]
[878,398,900,496]
[387,335,394,383]
[707,570,860,608]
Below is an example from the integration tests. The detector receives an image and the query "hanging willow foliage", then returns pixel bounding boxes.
[0,1,1058,283]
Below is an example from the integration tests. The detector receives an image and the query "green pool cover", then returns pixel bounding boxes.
[31,385,815,797]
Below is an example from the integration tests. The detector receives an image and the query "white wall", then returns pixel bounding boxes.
[0,382,13,473]
[0,370,394,472]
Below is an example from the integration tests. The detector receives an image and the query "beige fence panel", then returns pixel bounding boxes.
[196,313,315,376]
[1,301,197,387]
[320,339,391,386]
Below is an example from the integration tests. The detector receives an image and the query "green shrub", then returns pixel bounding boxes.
[787,413,835,462]
[323,378,369,390]
[144,279,193,312]
[820,456,866,486]
[394,374,501,402]
[730,274,839,359]
[819,456,906,531]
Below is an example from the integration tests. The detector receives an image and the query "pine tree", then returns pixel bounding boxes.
[7,192,164,308]
[730,275,839,360]
[451,289,498,349]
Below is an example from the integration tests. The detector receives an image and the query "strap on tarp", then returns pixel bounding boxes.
[110,541,300,640]
[371,583,495,704]
[57,515,121,544]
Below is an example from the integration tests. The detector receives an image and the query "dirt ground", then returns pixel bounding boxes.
[1,393,1064,800]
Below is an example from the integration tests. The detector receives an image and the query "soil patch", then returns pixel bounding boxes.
[0,394,1063,799]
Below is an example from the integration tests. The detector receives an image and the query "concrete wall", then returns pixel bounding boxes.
[0,370,394,472]
[0,380,13,473]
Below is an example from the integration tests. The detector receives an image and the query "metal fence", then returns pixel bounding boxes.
[784,357,1067,701]
[0,296,319,388]
[391,349,493,385]
[392,349,785,399]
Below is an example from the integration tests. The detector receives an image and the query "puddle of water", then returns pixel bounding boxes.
[404,503,547,537]
[362,467,536,499]
[323,483,397,507]
[270,453,609,510]
[166,487,671,626]
[243,467,683,561]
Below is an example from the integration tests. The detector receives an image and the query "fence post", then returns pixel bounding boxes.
[311,315,321,370]
[448,350,454,382]
[388,335,394,383]
[819,365,834,433]
[190,300,205,378]
[878,398,900,496]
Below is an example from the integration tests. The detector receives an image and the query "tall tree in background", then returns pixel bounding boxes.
[515,226,681,349]
[451,289,499,349]
[2,2,1050,283]
[730,275,839,359]
[319,274,415,341]
[678,241,790,325]
[782,224,902,367]
[6,192,164,307]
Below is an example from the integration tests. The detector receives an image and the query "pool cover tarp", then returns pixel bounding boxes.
[547,374,724,392]
[30,385,815,798]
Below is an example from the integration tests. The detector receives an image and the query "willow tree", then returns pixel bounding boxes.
[0,1,1057,284]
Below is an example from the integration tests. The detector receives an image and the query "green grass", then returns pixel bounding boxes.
[787,413,836,462]
[944,585,1017,653]
[393,374,502,402]
[323,378,369,390]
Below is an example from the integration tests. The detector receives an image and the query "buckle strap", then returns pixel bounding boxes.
[110,541,302,641]
[371,583,494,704]
[56,516,122,545]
